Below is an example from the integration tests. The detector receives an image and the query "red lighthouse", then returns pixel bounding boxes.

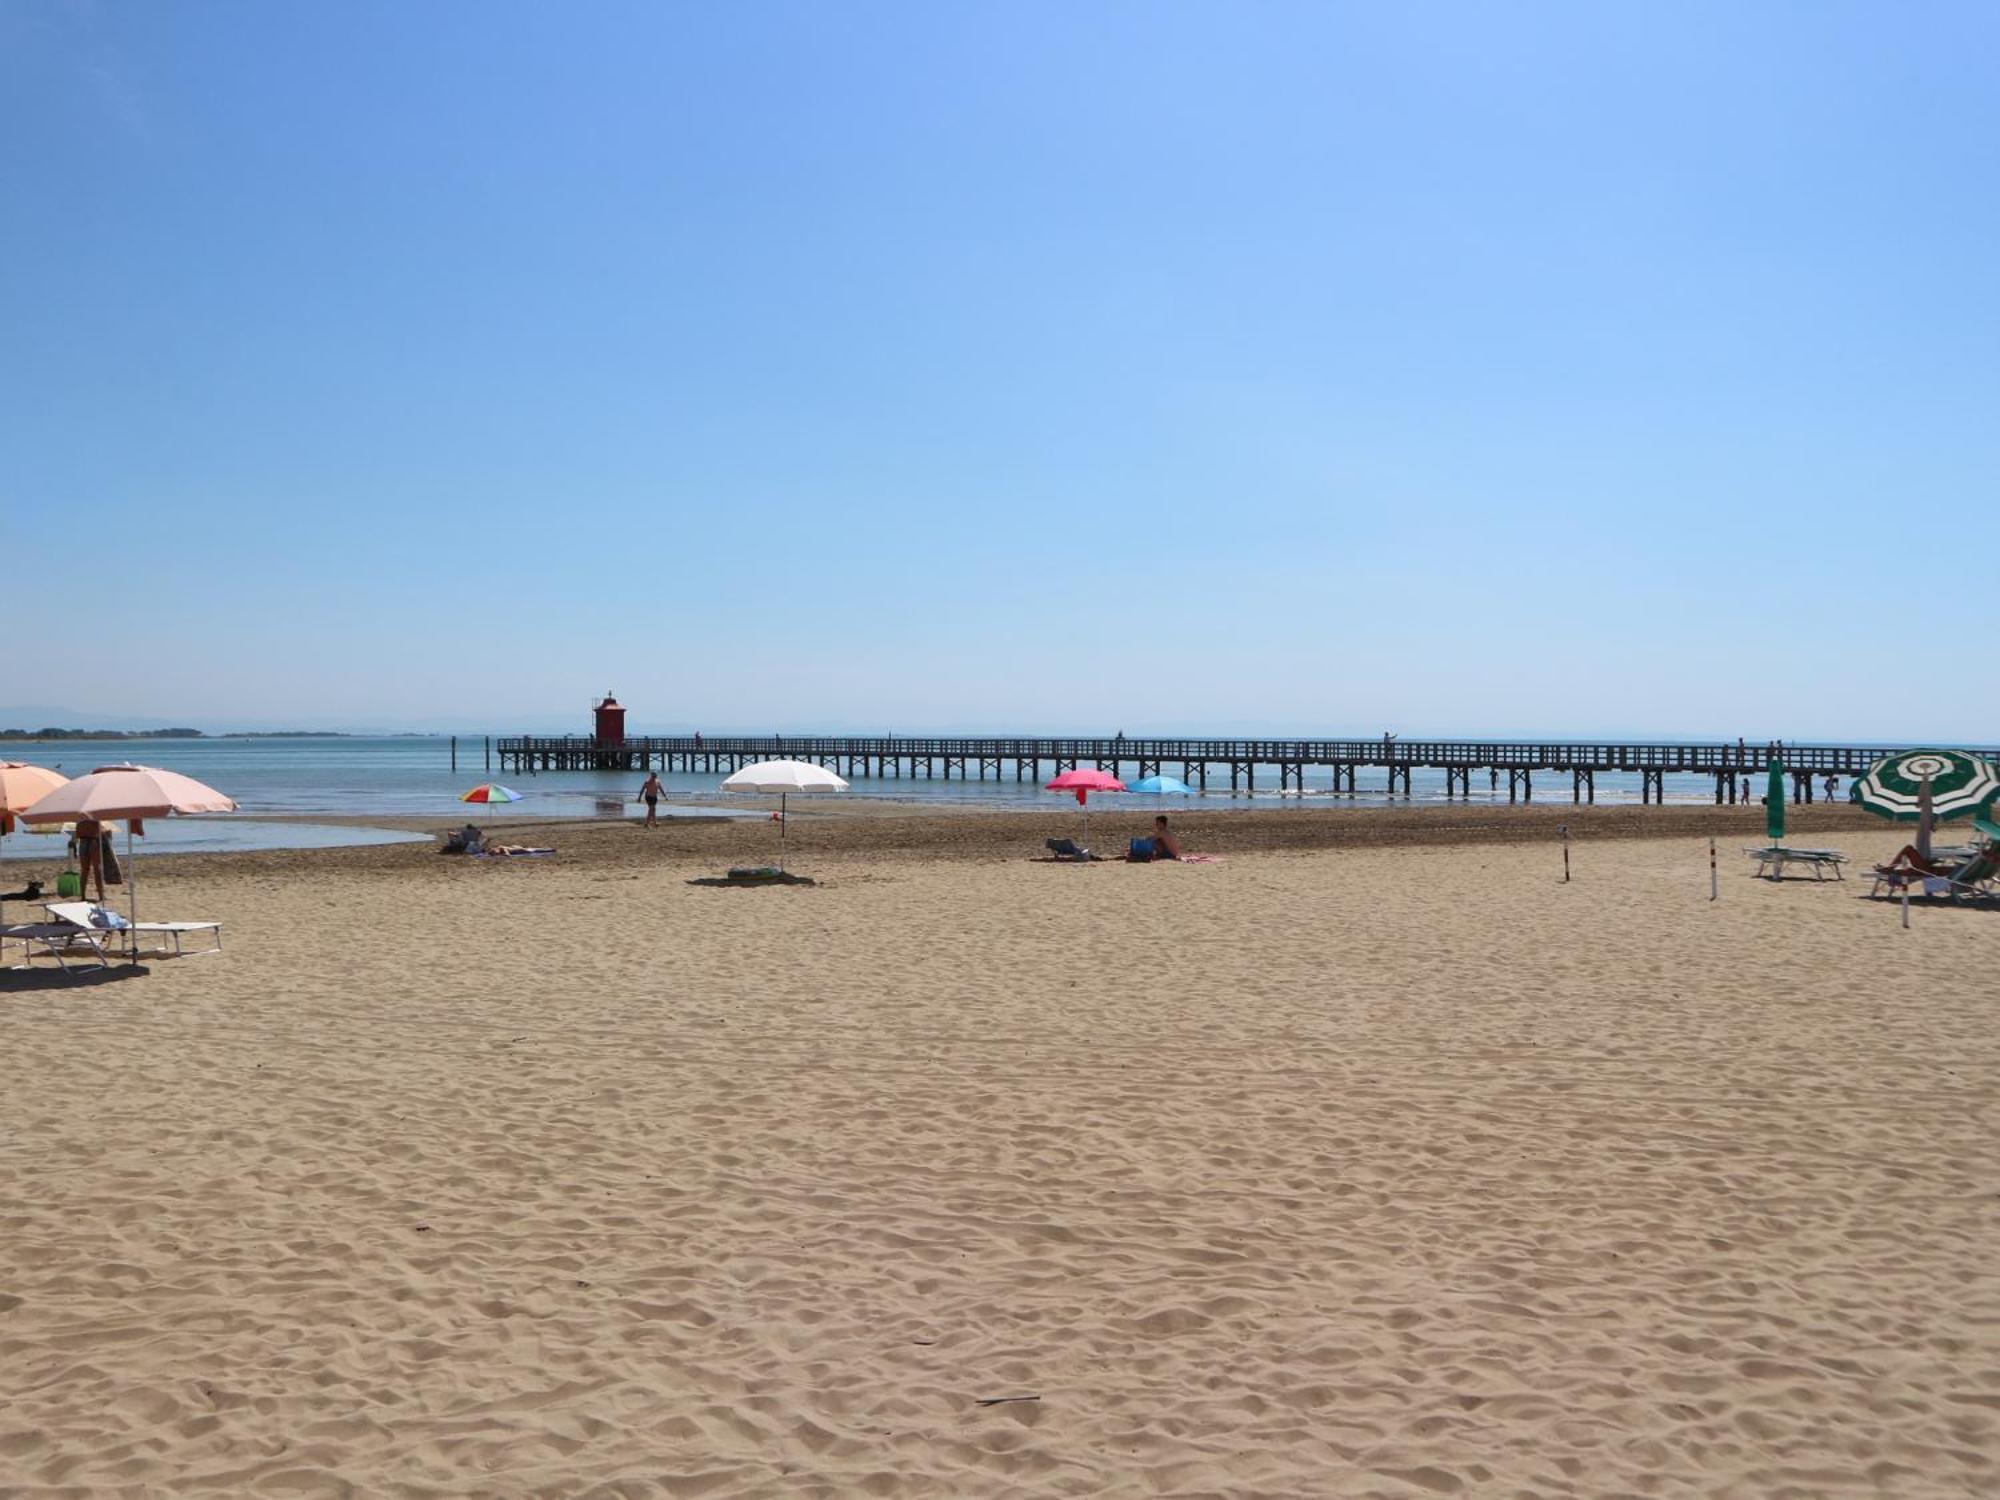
[593,693,626,748]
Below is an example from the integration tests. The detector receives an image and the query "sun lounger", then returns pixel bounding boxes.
[1745,846,1848,881]
[1,920,112,972]
[45,902,223,958]
[1871,846,2000,903]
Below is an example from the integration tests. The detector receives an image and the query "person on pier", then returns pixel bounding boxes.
[637,770,666,828]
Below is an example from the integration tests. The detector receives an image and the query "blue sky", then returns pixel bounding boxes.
[3,2,1995,738]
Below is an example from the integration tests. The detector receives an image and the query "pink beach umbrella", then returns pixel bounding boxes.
[20,763,236,949]
[1045,767,1126,849]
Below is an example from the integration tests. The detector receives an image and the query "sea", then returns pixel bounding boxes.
[0,733,1807,861]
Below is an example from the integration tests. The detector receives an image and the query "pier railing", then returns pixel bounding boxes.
[490,735,1994,805]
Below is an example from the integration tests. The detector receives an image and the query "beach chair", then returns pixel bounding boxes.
[45,901,223,958]
[1045,837,1098,862]
[1869,845,2000,903]
[1,919,112,972]
[1744,846,1848,881]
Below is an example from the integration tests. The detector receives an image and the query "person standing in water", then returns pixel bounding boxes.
[637,770,665,829]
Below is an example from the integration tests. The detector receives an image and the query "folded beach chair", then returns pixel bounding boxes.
[45,901,223,958]
[1,919,112,972]
[1045,838,1098,862]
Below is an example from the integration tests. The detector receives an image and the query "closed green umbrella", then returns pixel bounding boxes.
[1766,755,1786,844]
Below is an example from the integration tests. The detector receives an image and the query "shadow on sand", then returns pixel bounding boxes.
[0,962,152,994]
[685,873,818,888]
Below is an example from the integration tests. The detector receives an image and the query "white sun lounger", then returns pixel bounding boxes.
[1,921,112,972]
[44,902,224,959]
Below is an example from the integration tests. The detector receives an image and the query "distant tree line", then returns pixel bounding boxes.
[0,728,352,740]
[0,727,205,740]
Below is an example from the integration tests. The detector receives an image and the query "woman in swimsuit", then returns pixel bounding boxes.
[74,816,108,902]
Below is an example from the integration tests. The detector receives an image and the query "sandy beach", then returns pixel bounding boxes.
[2,806,1995,1498]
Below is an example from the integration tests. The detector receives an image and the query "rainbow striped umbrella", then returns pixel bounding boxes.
[460,783,523,817]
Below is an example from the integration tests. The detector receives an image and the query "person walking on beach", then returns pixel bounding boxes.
[637,770,665,828]
[1825,774,1838,802]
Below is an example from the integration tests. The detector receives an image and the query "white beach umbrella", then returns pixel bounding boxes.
[20,763,236,948]
[718,759,848,870]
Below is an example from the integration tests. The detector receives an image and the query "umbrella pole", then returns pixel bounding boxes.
[127,821,139,965]
[779,792,787,871]
[1916,776,1935,864]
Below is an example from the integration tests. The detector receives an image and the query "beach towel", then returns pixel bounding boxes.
[1179,853,1222,863]
[99,833,122,887]
[472,846,553,858]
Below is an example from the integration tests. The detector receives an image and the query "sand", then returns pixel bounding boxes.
[2,809,1996,1498]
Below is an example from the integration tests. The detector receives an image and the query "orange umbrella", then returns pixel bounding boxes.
[0,761,68,833]
[1,763,68,925]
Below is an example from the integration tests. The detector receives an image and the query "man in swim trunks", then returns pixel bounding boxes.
[1151,814,1182,861]
[637,771,665,828]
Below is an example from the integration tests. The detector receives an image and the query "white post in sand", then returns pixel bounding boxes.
[1902,885,1911,930]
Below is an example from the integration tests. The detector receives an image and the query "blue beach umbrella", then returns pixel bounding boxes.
[1125,775,1196,796]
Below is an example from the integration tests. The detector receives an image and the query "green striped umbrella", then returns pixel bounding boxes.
[1765,755,1786,844]
[1854,749,2000,862]
[1852,749,1999,823]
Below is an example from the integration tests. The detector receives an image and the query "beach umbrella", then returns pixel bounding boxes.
[719,759,849,870]
[1853,749,2000,862]
[20,763,236,949]
[1126,774,1196,797]
[460,783,523,820]
[1765,755,1786,845]
[0,762,68,924]
[1045,767,1125,848]
[0,761,67,836]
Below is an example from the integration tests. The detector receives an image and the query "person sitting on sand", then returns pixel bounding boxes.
[1151,815,1182,862]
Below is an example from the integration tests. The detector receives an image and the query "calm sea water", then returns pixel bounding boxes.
[0,734,1797,859]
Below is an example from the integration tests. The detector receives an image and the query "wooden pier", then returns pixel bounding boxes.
[491,736,1988,805]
